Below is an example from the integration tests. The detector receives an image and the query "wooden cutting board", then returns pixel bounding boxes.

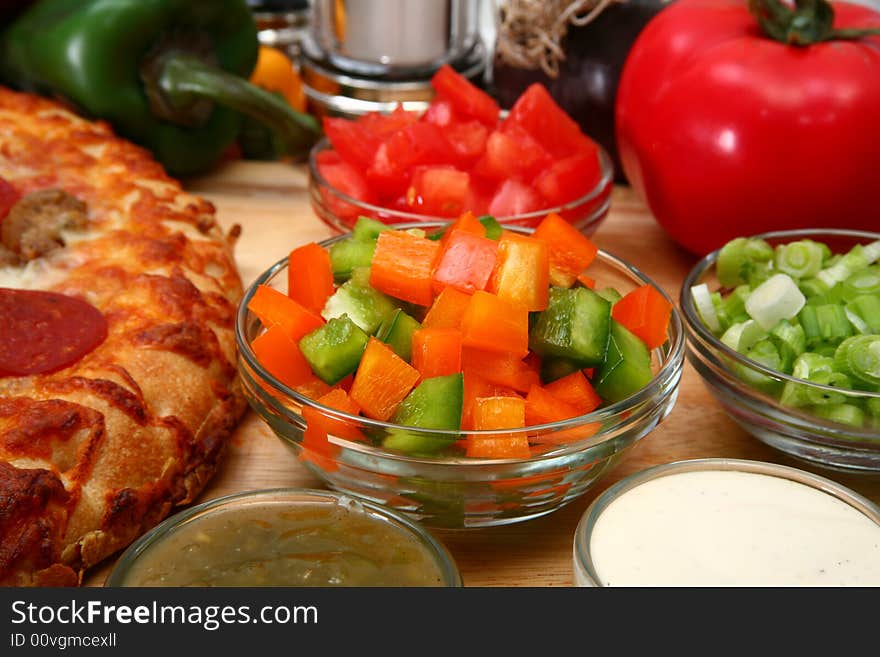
[85,160,880,587]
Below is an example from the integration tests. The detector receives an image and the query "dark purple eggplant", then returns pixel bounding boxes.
[491,0,668,183]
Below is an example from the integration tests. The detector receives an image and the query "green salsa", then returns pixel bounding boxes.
[119,498,451,587]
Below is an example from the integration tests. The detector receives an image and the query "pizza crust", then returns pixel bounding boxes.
[0,87,248,586]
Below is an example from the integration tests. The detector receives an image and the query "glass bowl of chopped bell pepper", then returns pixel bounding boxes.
[682,228,880,473]
[236,216,685,528]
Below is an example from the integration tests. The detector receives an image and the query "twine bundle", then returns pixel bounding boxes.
[494,0,620,77]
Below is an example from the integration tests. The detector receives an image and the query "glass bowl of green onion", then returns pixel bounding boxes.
[682,228,880,472]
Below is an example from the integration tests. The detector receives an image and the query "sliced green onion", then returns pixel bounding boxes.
[737,339,783,394]
[716,237,773,288]
[745,273,806,331]
[798,304,853,346]
[692,283,722,333]
[845,307,871,335]
[815,241,880,289]
[834,335,880,388]
[774,240,825,279]
[769,319,806,373]
[721,319,768,352]
[841,267,880,301]
[811,403,865,427]
[846,295,880,333]
[722,285,750,324]
[798,277,831,299]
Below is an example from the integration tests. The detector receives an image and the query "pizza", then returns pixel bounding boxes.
[0,87,248,586]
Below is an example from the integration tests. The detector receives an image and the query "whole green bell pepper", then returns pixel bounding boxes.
[0,0,320,176]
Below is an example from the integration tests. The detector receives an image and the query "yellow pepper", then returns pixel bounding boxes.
[249,46,307,112]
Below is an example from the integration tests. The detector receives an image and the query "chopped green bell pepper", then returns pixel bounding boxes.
[529,286,611,367]
[299,315,368,385]
[321,270,398,334]
[384,374,463,454]
[594,320,653,403]
[376,309,421,362]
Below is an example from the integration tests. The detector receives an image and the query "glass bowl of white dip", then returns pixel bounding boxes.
[573,458,880,587]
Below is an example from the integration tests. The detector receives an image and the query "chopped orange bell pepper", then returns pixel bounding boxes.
[370,230,441,306]
[462,369,518,430]
[441,211,486,243]
[472,396,526,430]
[611,283,673,350]
[422,286,472,329]
[287,242,336,315]
[466,433,531,458]
[460,290,529,357]
[466,396,529,457]
[461,347,540,393]
[411,328,462,379]
[251,324,314,389]
[577,272,596,289]
[432,229,499,295]
[247,284,325,340]
[303,388,364,444]
[349,337,420,420]
[532,212,599,288]
[487,232,549,311]
[544,370,602,415]
[524,384,583,425]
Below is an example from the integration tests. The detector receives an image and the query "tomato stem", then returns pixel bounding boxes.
[749,0,880,45]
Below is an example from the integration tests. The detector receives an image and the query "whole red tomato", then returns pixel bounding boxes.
[616,0,880,255]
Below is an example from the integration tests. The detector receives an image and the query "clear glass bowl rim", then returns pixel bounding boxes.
[235,221,686,463]
[680,227,880,402]
[105,487,463,587]
[573,457,880,587]
[308,134,615,225]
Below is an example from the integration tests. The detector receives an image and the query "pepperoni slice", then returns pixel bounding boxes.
[0,288,108,376]
[0,177,20,223]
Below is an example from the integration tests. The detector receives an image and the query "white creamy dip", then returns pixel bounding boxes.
[583,469,880,586]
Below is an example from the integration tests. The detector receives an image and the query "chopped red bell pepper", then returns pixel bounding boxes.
[611,283,673,350]
[432,228,499,294]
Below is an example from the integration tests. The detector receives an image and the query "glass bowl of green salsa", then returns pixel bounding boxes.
[105,488,461,587]
[681,228,880,473]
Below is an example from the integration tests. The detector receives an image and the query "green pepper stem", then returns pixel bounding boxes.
[147,52,321,157]
[748,0,880,45]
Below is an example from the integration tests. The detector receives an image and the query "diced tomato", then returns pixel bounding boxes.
[407,166,471,217]
[445,120,489,167]
[422,96,456,127]
[0,178,20,223]
[317,159,376,222]
[322,117,381,171]
[534,145,602,207]
[504,83,595,158]
[488,179,544,217]
[367,123,456,198]
[357,105,418,139]
[431,64,500,126]
[472,127,551,183]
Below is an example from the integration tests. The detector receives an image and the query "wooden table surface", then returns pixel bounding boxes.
[87,160,880,588]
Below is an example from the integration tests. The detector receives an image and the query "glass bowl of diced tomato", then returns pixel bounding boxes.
[235,213,684,528]
[308,65,614,236]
